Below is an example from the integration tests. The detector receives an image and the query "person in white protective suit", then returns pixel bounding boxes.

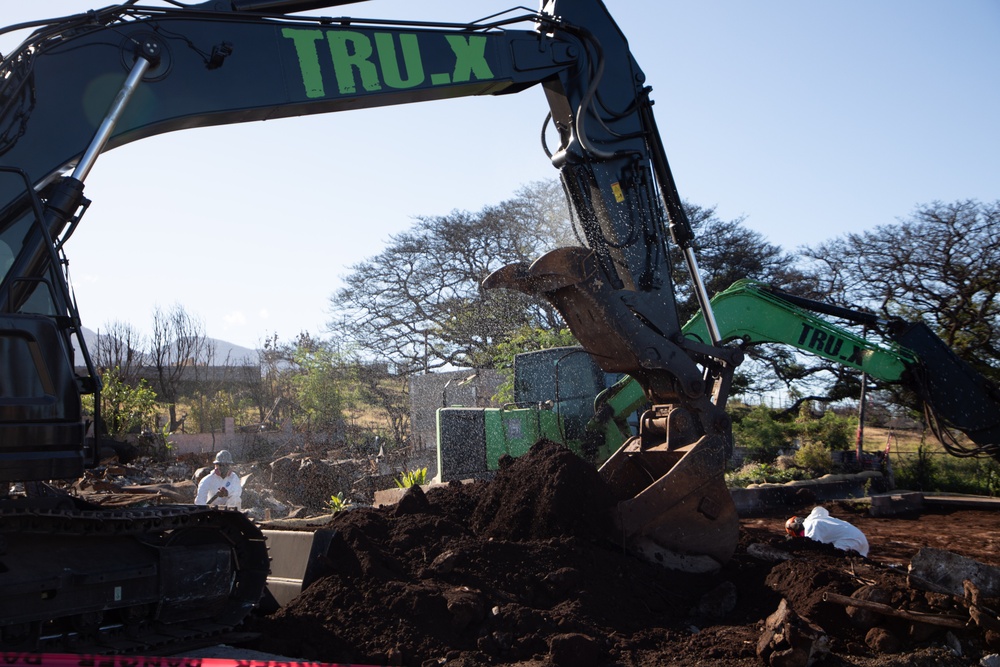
[785,506,869,557]
[195,449,243,509]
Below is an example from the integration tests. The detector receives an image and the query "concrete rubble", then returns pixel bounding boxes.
[60,442,436,521]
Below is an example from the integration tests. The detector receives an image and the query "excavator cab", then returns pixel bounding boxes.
[0,168,95,484]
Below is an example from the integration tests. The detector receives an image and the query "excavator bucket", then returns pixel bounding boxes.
[485,249,741,572]
[599,421,739,573]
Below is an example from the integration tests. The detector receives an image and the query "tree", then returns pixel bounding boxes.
[669,203,804,322]
[330,181,568,372]
[186,350,256,436]
[251,332,300,427]
[89,366,158,440]
[732,405,793,463]
[93,320,146,387]
[150,304,215,431]
[330,178,807,379]
[288,334,355,433]
[801,200,1000,386]
[353,360,410,446]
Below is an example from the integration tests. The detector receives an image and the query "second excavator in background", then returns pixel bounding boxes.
[436,279,1000,480]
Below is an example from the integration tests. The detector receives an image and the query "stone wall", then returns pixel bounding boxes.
[168,417,304,463]
[166,368,504,462]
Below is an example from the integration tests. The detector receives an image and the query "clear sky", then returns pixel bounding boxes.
[1,1,997,350]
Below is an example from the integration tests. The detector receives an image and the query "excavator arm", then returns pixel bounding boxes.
[0,0,745,647]
[2,0,737,398]
[684,280,1000,463]
[683,279,915,382]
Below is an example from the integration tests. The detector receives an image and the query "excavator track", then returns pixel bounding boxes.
[0,503,269,654]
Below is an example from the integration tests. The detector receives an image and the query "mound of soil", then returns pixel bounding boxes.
[247,441,1000,666]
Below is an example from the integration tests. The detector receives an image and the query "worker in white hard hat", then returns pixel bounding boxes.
[785,506,869,557]
[195,449,242,509]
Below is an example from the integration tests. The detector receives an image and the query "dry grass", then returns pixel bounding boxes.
[858,426,926,455]
[861,425,984,459]
[861,426,1000,496]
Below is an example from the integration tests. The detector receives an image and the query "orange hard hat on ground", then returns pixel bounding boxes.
[785,516,804,536]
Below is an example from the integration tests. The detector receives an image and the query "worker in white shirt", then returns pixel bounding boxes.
[195,449,243,509]
[785,506,869,557]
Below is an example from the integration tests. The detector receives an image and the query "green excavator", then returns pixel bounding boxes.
[437,278,1000,481]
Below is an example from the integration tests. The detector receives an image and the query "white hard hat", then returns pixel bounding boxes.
[213,450,234,465]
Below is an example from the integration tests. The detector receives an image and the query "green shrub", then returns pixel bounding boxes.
[893,447,1000,496]
[395,467,428,489]
[935,457,1000,496]
[326,491,354,514]
[794,441,833,475]
[795,406,856,451]
[894,442,937,491]
[83,366,158,440]
[725,462,804,488]
[733,406,792,463]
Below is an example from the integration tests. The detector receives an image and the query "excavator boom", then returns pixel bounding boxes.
[0,1,747,648]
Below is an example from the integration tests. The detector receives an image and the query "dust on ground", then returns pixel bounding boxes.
[244,440,1000,667]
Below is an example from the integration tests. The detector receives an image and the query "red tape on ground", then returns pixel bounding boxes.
[1,653,381,667]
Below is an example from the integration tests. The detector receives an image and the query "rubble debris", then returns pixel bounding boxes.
[268,453,368,509]
[869,491,925,517]
[756,598,830,667]
[120,480,195,503]
[747,542,795,562]
[965,580,1000,636]
[843,585,895,629]
[823,591,968,629]
[865,626,902,654]
[241,442,1000,666]
[909,547,1000,597]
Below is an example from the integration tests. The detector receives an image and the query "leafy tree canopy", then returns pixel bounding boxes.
[329,181,568,372]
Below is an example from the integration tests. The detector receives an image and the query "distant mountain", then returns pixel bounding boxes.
[212,338,260,364]
[75,327,260,365]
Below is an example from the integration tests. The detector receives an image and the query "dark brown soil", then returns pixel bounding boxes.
[246,441,1000,666]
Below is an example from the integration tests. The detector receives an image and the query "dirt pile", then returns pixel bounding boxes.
[247,441,1000,666]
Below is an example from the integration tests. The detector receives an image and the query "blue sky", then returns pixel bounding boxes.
[1,1,997,350]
